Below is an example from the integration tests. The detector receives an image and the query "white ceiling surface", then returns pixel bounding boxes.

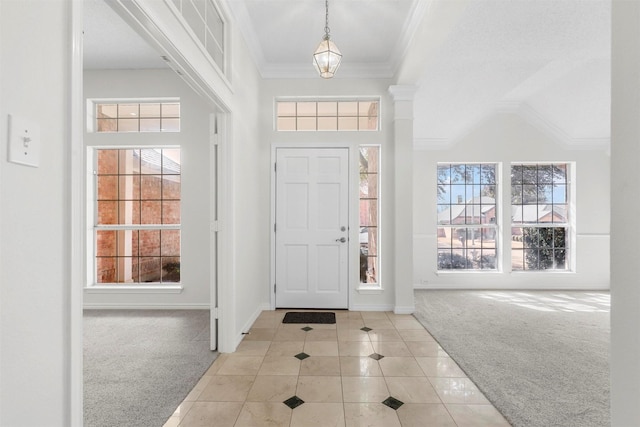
[83,0,611,146]
[83,0,168,70]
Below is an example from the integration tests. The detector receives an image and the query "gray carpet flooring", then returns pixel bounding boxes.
[84,310,218,427]
[413,290,609,427]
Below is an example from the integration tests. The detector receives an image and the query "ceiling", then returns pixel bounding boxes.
[83,0,611,147]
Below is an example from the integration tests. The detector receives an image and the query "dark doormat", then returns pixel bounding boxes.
[282,312,336,324]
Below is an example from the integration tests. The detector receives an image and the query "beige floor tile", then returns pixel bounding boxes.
[183,375,212,401]
[304,341,339,356]
[335,311,363,320]
[338,341,375,356]
[197,375,254,401]
[396,403,457,427]
[244,328,276,341]
[405,341,449,357]
[360,311,390,320]
[234,402,292,427]
[296,376,343,402]
[305,329,338,341]
[429,378,491,404]
[217,356,264,376]
[177,401,243,427]
[343,403,401,427]
[163,416,180,427]
[384,376,441,403]
[389,316,424,329]
[274,328,309,341]
[337,328,370,342]
[258,356,301,375]
[290,402,346,427]
[445,404,511,426]
[378,357,425,377]
[363,318,395,329]
[170,310,508,427]
[397,329,436,341]
[342,376,389,402]
[300,356,341,376]
[306,322,338,330]
[235,340,271,356]
[267,340,305,356]
[246,375,298,402]
[340,356,382,377]
[372,341,412,357]
[204,354,227,376]
[367,329,403,342]
[416,357,466,377]
[336,319,366,330]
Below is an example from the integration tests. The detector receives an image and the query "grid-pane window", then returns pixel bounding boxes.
[171,0,225,70]
[95,148,181,284]
[96,102,180,133]
[437,163,498,270]
[359,146,380,285]
[511,163,570,271]
[276,99,379,131]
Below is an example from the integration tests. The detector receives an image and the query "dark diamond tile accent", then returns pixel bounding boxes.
[369,353,384,361]
[382,396,404,410]
[360,326,373,332]
[295,352,310,360]
[301,326,313,332]
[283,395,305,409]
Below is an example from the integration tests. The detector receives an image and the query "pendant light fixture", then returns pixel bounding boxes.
[313,0,342,78]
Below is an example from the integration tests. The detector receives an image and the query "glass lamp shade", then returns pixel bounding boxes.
[313,37,342,79]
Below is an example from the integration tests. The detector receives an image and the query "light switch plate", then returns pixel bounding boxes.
[8,114,40,167]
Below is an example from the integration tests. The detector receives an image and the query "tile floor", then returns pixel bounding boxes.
[163,310,511,427]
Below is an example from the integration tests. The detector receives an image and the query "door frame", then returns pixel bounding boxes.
[270,143,359,311]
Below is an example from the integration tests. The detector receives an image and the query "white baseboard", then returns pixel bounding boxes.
[413,283,610,291]
[83,303,210,310]
[350,304,394,312]
[235,303,271,348]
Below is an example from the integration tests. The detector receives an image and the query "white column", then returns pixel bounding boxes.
[611,1,640,424]
[389,85,417,314]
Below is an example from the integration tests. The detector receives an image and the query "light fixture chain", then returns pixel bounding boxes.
[325,0,330,37]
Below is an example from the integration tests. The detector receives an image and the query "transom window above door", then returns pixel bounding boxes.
[275,98,379,131]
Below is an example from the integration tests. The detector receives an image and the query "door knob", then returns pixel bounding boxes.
[336,237,347,243]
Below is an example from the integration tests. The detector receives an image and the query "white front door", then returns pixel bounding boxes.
[275,147,349,309]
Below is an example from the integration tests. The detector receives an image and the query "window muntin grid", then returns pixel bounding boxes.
[359,145,380,286]
[94,148,181,284]
[276,99,379,131]
[171,0,225,70]
[437,163,498,271]
[96,102,180,133]
[510,163,570,271]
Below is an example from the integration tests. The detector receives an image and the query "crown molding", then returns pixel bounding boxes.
[389,0,433,77]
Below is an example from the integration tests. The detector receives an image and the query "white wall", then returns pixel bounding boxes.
[259,78,398,312]
[0,1,71,425]
[227,27,269,343]
[414,112,610,289]
[83,69,214,308]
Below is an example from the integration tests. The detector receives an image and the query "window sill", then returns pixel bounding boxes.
[510,270,575,274]
[84,284,183,294]
[356,286,383,295]
[437,270,502,275]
